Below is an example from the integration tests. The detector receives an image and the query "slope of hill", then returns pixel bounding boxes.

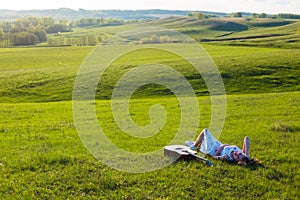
[144,16,300,48]
[0,44,299,103]
[0,16,299,102]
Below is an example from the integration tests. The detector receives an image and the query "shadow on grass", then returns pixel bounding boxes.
[244,160,265,171]
[215,159,265,171]
[174,156,265,170]
[271,121,300,133]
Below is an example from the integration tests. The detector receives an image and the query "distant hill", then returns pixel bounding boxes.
[144,16,300,48]
[0,8,228,21]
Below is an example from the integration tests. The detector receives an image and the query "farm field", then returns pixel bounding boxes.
[0,15,300,199]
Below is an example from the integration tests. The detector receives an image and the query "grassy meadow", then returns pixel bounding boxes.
[0,16,300,199]
[0,93,299,199]
[0,44,299,102]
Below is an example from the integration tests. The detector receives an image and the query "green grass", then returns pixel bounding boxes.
[47,23,141,45]
[228,20,300,38]
[0,46,92,70]
[0,44,299,102]
[0,46,93,102]
[0,92,299,199]
[0,17,299,198]
[216,20,300,48]
[144,16,300,48]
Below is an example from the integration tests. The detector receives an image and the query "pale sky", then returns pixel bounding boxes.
[1,0,299,14]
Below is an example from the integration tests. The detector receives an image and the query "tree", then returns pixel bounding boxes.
[11,32,39,46]
[150,34,160,43]
[71,38,80,46]
[195,12,204,20]
[46,24,70,34]
[232,12,243,18]
[0,28,4,41]
[252,13,258,18]
[86,35,97,46]
[48,36,66,46]
[31,28,47,42]
[258,13,267,18]
[0,28,4,46]
[76,18,99,27]
[79,36,88,46]
[59,19,70,27]
[159,35,170,43]
[96,18,104,25]
[41,17,55,27]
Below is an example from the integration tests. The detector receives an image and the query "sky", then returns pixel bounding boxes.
[1,0,299,14]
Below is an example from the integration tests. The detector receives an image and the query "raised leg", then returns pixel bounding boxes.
[194,128,206,148]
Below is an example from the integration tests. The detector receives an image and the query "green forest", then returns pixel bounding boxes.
[0,17,127,46]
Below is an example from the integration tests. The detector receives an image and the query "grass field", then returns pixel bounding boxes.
[0,44,299,102]
[0,16,300,199]
[0,92,299,199]
[141,16,300,48]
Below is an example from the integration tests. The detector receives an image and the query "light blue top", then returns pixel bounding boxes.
[221,145,242,161]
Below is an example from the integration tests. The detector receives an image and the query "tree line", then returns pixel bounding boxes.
[75,18,127,27]
[232,12,300,19]
[188,11,300,20]
[0,17,71,46]
[0,17,128,47]
[187,12,217,20]
[276,13,300,19]
[139,35,170,44]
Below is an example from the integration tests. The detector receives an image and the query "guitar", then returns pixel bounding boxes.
[164,145,213,166]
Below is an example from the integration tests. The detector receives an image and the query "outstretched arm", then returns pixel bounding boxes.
[242,136,250,157]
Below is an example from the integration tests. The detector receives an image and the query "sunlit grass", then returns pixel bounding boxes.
[0,20,299,198]
[0,44,299,103]
[0,92,299,198]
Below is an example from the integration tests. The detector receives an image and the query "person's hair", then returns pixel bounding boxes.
[238,157,260,166]
[242,157,251,164]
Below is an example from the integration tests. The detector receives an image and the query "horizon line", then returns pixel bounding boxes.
[1,8,299,15]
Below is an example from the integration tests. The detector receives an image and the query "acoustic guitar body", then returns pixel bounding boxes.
[164,145,197,161]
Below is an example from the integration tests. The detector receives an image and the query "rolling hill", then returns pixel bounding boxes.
[144,16,300,48]
[0,11,299,199]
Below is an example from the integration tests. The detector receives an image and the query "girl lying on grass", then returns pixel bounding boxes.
[185,128,258,166]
